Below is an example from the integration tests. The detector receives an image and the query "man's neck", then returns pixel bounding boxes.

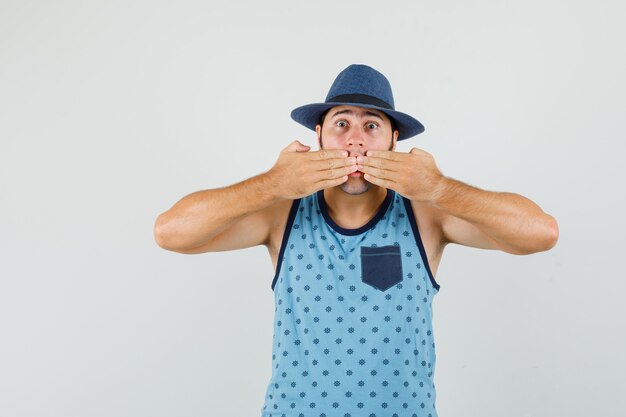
[323,186,388,226]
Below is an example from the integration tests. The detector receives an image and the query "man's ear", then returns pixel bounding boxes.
[316,124,322,148]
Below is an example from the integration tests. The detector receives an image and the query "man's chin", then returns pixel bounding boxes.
[339,176,371,195]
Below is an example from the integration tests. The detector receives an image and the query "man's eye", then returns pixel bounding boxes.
[336,121,347,127]
[368,123,378,129]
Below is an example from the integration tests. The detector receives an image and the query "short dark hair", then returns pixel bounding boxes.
[318,108,398,134]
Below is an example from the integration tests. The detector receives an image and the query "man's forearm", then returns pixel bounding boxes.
[154,171,283,251]
[431,176,558,252]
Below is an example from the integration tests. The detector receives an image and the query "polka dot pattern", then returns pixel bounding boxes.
[262,189,440,417]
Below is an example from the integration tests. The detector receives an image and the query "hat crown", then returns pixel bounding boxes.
[289,63,425,141]
[325,64,395,110]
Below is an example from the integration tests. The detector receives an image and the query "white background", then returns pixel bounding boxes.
[1,1,624,416]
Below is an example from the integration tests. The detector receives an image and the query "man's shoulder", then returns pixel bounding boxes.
[266,198,299,249]
[405,197,446,244]
[269,197,298,221]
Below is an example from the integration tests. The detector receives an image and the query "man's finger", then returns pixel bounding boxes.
[312,156,357,171]
[311,149,349,160]
[365,149,403,160]
[359,163,396,180]
[361,154,400,172]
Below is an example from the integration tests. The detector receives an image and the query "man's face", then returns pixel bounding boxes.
[316,105,398,196]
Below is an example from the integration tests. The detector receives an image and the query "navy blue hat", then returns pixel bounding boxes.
[290,64,425,141]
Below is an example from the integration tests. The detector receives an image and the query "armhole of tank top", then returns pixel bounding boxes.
[271,198,301,292]
[401,196,441,293]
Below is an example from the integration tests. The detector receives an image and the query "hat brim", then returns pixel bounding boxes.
[290,101,425,141]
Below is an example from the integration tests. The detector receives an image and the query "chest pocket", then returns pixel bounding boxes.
[360,245,403,291]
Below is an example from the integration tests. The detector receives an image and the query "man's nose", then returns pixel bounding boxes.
[347,147,365,157]
[346,135,366,151]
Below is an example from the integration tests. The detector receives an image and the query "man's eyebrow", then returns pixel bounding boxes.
[330,109,384,122]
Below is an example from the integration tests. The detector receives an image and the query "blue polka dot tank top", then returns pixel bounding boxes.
[261,187,441,417]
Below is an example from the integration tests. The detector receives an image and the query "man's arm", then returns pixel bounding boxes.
[429,176,559,255]
[154,171,283,253]
[154,141,355,254]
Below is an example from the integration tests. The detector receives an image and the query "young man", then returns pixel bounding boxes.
[154,64,558,417]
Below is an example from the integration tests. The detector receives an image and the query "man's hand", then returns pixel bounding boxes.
[358,147,445,203]
[266,140,359,200]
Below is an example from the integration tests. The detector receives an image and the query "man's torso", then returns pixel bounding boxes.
[260,188,442,416]
[265,192,446,281]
